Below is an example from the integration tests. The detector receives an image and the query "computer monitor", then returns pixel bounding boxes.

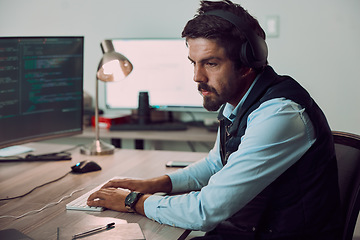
[0,36,84,151]
[105,38,205,112]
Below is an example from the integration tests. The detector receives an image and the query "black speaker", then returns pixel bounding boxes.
[204,10,268,68]
[138,91,151,125]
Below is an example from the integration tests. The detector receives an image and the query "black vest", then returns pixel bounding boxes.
[215,66,341,239]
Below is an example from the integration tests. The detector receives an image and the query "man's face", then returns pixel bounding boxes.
[187,38,252,111]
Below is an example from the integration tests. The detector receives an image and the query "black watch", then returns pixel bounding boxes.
[125,191,144,212]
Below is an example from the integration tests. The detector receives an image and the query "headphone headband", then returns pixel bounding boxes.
[204,10,268,68]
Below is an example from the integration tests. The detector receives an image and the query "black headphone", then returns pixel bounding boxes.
[204,10,268,68]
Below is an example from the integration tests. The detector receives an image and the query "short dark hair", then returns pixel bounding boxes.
[182,0,266,69]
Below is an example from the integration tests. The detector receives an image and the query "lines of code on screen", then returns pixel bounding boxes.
[0,37,84,147]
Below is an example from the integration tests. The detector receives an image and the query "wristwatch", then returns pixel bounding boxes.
[125,191,144,212]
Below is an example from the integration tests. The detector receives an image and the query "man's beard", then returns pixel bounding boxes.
[198,83,226,111]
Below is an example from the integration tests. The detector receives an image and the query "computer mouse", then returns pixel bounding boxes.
[71,160,101,174]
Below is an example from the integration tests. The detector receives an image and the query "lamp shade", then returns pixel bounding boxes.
[97,40,133,82]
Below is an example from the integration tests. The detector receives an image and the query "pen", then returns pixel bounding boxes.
[72,222,115,239]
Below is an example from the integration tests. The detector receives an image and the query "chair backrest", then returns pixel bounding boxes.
[332,131,360,240]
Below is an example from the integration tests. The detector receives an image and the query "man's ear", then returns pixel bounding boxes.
[239,67,253,78]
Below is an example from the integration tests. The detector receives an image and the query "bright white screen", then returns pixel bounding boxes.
[105,39,204,111]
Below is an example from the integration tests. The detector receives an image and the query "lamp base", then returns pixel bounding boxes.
[80,139,115,155]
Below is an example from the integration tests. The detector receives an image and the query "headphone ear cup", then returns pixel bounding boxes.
[204,10,268,68]
[240,42,252,67]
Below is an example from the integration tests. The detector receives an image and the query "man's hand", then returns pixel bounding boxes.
[87,187,130,212]
[86,175,172,215]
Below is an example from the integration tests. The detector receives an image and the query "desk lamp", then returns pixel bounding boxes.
[81,40,133,155]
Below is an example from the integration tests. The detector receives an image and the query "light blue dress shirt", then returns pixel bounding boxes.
[144,78,316,231]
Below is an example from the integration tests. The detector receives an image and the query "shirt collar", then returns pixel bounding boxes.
[222,73,261,122]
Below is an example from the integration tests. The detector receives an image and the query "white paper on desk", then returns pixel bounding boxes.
[0,145,34,157]
[59,223,145,239]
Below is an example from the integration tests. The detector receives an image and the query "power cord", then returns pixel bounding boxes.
[0,188,85,219]
[0,169,87,219]
[0,144,87,219]
[0,171,71,201]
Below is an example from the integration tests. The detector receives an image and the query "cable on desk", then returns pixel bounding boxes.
[0,188,85,220]
[0,171,71,201]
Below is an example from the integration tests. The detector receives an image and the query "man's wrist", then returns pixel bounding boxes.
[150,175,172,193]
[134,194,149,216]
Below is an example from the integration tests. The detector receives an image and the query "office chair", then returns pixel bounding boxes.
[332,131,360,240]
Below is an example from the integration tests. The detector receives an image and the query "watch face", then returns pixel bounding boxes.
[125,192,138,206]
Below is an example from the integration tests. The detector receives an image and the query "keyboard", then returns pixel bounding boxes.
[66,177,128,212]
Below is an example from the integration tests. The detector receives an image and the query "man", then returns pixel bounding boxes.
[88,1,342,239]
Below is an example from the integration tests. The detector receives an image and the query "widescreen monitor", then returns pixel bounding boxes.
[105,38,205,112]
[0,36,84,150]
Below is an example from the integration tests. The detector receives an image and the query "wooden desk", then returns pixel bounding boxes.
[0,142,208,240]
[80,126,217,149]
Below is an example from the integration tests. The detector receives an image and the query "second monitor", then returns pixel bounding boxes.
[105,38,204,113]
